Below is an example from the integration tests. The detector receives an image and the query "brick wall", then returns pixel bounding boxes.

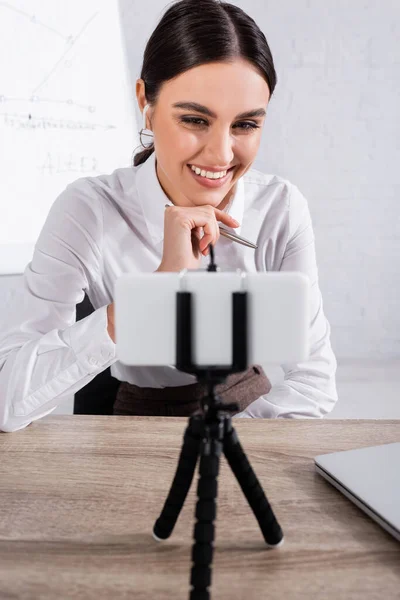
[242,0,400,358]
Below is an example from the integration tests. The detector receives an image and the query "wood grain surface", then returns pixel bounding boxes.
[0,416,399,600]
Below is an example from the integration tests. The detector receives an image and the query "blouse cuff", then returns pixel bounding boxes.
[65,304,116,374]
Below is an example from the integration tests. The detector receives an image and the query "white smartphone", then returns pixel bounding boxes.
[114,271,310,367]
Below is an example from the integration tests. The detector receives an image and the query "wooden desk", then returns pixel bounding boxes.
[0,417,399,599]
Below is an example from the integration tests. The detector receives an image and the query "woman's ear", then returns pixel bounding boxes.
[136,78,147,113]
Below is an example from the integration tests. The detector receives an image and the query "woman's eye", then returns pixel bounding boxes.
[180,117,260,132]
[234,122,260,131]
[181,117,207,127]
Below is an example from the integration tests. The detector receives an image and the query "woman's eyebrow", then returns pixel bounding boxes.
[172,101,266,119]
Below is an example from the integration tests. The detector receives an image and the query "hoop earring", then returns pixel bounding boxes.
[139,103,154,149]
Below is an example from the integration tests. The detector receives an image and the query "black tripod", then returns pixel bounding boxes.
[153,249,284,600]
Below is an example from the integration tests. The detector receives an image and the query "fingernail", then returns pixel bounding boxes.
[232,219,240,226]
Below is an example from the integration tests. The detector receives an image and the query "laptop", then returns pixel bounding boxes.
[315,442,400,542]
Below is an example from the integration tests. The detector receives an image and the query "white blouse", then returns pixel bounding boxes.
[0,151,338,432]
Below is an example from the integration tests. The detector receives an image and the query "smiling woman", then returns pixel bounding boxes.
[134,0,276,214]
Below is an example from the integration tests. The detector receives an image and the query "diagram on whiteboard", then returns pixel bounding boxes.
[0,0,137,273]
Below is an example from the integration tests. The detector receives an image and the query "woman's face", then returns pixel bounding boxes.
[137,59,271,210]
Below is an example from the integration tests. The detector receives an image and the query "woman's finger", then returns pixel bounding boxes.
[192,226,203,241]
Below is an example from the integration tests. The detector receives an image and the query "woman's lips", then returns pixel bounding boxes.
[187,165,235,188]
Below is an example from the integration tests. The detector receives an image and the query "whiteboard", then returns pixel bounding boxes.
[0,0,138,274]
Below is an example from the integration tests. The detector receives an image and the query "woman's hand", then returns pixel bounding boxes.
[156,204,240,272]
[106,205,239,339]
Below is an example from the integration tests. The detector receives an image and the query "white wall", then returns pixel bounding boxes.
[251,0,400,360]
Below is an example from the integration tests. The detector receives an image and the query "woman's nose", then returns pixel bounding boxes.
[205,129,234,168]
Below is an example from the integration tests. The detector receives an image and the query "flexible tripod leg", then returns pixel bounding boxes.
[190,422,223,600]
[153,415,204,541]
[223,417,284,547]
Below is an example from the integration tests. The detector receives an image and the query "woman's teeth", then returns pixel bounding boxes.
[190,165,228,179]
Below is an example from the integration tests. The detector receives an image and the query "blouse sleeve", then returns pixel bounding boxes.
[236,183,338,418]
[0,182,117,433]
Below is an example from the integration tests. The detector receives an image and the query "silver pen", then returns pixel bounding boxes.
[164,204,258,249]
[218,226,258,249]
